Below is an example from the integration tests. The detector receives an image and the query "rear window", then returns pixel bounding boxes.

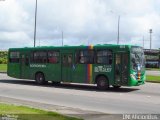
[9,51,20,63]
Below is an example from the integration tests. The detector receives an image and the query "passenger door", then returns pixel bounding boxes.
[61,53,73,82]
[115,53,129,85]
[20,53,30,79]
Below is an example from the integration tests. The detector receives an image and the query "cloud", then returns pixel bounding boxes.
[0,0,160,49]
[0,0,31,31]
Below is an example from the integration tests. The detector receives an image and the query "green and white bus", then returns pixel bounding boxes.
[7,44,146,90]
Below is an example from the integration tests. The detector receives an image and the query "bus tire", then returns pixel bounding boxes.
[97,76,109,90]
[35,72,46,85]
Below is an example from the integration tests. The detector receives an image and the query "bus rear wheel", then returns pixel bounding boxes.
[97,76,109,90]
[35,73,46,85]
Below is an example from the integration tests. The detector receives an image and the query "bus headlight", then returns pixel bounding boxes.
[130,74,136,80]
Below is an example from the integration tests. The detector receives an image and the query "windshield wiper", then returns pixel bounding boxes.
[134,53,141,63]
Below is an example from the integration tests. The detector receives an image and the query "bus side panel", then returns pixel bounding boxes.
[28,50,61,81]
[93,64,114,85]
[29,66,45,80]
[72,64,87,83]
[7,63,21,79]
[7,50,21,79]
[45,63,61,82]
[28,64,61,81]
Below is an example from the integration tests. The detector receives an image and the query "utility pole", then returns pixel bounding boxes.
[110,11,122,44]
[143,36,144,48]
[34,0,38,47]
[117,15,120,44]
[159,48,160,68]
[149,29,152,50]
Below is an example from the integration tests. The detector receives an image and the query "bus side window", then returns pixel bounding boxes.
[109,54,113,64]
[68,55,72,64]
[80,56,85,63]
[48,51,59,64]
[9,51,20,63]
[31,51,47,63]
[63,55,67,66]
[78,50,94,64]
[115,54,121,75]
[96,50,112,64]
[75,52,79,64]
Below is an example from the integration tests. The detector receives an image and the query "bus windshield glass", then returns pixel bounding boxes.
[131,47,145,70]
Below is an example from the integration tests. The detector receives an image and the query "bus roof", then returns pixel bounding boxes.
[8,44,141,51]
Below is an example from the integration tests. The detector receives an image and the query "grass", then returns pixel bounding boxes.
[146,75,160,83]
[0,103,82,120]
[0,64,7,72]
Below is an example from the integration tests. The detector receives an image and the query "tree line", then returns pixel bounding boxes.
[0,51,8,64]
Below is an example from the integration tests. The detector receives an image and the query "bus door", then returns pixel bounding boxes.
[115,53,129,85]
[20,53,30,79]
[61,53,73,82]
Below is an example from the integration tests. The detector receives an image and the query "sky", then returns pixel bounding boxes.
[0,0,160,50]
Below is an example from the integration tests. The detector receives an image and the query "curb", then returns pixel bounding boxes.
[0,96,112,120]
[146,81,160,83]
[0,72,7,73]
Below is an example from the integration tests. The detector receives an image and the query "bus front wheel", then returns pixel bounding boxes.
[35,73,46,85]
[97,76,109,90]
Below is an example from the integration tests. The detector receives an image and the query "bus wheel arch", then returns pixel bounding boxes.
[35,72,47,85]
[95,75,109,90]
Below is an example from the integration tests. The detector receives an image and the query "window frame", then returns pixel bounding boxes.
[30,51,48,63]
[76,50,95,64]
[96,49,113,65]
[9,51,20,63]
[47,50,60,64]
[30,50,60,64]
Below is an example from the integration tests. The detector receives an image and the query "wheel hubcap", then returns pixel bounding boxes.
[39,77,43,81]
[100,80,105,86]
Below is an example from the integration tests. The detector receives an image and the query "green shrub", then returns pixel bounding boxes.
[0,51,8,64]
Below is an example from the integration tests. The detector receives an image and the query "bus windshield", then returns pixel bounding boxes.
[131,47,145,71]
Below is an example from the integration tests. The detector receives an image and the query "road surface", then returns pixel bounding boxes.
[146,70,160,76]
[0,73,160,120]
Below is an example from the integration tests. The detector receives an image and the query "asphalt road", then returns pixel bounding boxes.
[0,73,160,115]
